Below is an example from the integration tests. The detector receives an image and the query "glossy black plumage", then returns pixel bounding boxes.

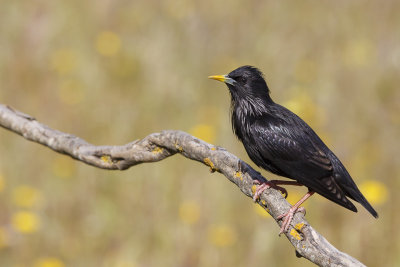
[213,66,378,218]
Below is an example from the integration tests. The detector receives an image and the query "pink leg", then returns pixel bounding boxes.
[277,191,315,235]
[253,180,303,201]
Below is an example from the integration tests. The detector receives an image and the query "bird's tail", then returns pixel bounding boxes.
[332,156,379,218]
[345,185,379,218]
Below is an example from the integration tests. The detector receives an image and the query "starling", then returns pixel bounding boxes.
[209,66,378,234]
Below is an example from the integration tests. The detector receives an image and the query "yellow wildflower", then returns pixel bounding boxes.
[12,185,42,208]
[50,48,78,75]
[179,201,200,225]
[11,211,40,234]
[283,91,325,127]
[96,31,121,56]
[208,224,237,247]
[189,124,216,143]
[359,180,388,206]
[34,257,65,267]
[0,173,5,193]
[0,227,9,249]
[343,39,375,68]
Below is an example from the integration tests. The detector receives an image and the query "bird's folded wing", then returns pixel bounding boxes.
[251,121,357,211]
[252,120,333,180]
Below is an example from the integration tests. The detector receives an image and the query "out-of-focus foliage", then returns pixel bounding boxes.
[0,0,399,266]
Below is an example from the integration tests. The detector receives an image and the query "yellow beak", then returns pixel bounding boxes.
[208,75,236,85]
[208,75,227,83]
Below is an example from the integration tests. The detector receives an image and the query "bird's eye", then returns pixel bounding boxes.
[239,76,247,83]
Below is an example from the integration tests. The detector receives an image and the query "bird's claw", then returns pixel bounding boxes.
[277,206,306,235]
[252,180,288,201]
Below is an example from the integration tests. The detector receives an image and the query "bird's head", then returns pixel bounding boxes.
[208,66,271,101]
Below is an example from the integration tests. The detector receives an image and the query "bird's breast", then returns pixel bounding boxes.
[231,108,254,141]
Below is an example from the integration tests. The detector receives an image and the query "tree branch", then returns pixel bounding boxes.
[0,103,365,267]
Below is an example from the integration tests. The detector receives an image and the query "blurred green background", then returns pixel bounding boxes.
[0,0,399,266]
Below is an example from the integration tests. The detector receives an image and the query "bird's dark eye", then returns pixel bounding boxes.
[239,76,247,83]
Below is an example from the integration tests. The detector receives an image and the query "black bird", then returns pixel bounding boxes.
[209,66,378,234]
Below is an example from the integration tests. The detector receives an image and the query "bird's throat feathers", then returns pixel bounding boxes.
[230,94,273,140]
[231,95,270,117]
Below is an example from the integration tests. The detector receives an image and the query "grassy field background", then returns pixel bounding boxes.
[0,1,399,266]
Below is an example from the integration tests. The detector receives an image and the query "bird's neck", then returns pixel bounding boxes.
[231,94,273,117]
[230,95,273,140]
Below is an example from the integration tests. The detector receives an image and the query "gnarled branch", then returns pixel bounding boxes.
[0,103,365,267]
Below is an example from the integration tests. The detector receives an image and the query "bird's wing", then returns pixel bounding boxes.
[252,119,332,179]
[251,119,357,212]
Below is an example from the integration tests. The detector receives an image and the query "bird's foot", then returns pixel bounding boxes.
[252,180,288,201]
[277,206,306,235]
